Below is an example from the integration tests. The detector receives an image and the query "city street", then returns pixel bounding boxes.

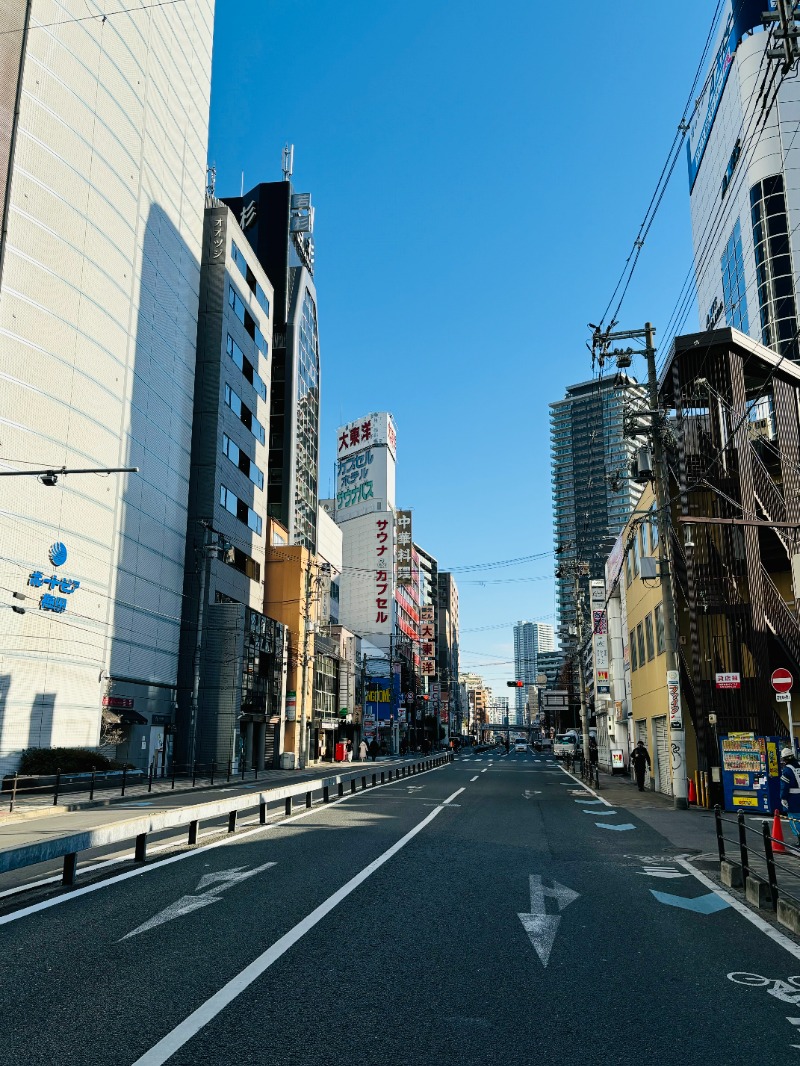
[1,750,798,1065]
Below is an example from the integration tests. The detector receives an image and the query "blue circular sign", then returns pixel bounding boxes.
[49,542,68,567]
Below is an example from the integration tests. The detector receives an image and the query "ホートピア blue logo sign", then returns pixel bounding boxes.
[49,542,67,567]
[28,542,80,614]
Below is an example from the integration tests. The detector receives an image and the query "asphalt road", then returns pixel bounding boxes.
[1,748,799,1065]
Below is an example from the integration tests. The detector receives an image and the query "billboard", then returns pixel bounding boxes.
[335,412,397,520]
[365,678,394,722]
[396,509,413,585]
[338,510,396,644]
[590,579,610,695]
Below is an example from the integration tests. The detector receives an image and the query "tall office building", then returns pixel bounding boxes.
[222,172,321,552]
[550,377,645,648]
[687,2,800,359]
[513,621,555,718]
[176,202,286,774]
[0,1,215,774]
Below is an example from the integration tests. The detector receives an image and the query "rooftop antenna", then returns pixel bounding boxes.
[282,143,294,182]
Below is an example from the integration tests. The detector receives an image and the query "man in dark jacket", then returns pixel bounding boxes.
[630,740,651,791]
[780,747,800,816]
[368,738,380,762]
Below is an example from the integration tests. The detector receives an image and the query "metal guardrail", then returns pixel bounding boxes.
[0,754,453,888]
[714,804,800,911]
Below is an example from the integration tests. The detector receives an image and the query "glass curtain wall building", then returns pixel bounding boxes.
[513,622,555,719]
[550,377,645,653]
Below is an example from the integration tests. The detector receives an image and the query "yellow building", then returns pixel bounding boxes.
[263,518,321,768]
[619,484,699,795]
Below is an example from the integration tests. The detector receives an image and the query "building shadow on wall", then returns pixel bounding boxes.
[109,202,202,749]
[27,692,56,751]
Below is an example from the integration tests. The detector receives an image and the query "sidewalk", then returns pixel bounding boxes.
[584,767,721,858]
[0,754,422,853]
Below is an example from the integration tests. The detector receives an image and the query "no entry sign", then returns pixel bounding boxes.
[771,668,794,694]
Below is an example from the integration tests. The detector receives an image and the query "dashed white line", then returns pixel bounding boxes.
[470,775,479,782]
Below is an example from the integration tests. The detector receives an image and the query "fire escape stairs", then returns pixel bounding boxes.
[761,564,800,674]
[750,446,792,558]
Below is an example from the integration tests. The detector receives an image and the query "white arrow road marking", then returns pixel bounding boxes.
[517,875,579,967]
[120,862,276,941]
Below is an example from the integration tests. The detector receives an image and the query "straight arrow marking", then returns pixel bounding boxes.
[120,861,277,940]
[650,890,729,914]
[517,875,580,968]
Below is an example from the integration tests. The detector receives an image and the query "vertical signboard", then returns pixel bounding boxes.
[590,580,610,695]
[373,514,394,636]
[396,509,413,586]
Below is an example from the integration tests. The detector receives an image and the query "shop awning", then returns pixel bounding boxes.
[118,708,148,726]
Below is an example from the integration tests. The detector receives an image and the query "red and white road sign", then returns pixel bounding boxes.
[771,668,794,694]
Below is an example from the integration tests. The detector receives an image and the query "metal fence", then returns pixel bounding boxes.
[714,805,800,910]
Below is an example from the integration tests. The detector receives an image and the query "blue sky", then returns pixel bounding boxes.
[209,0,716,689]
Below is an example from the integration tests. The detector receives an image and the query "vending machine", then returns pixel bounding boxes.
[719,733,783,813]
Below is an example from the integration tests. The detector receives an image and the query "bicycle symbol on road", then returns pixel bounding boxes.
[728,971,800,1003]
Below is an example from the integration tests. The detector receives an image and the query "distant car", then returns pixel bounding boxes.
[514,740,527,753]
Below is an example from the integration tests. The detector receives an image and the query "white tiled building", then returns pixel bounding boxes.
[0,0,215,773]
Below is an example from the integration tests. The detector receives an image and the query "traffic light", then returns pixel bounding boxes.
[506,680,524,688]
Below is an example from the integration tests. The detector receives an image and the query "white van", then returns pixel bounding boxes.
[553,734,578,759]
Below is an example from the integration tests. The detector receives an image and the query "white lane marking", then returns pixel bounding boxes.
[480,769,488,774]
[132,801,453,1065]
[442,788,465,804]
[121,862,277,940]
[470,776,479,782]
[0,764,450,927]
[677,858,800,961]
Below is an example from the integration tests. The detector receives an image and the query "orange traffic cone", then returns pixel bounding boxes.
[687,778,697,805]
[773,810,787,854]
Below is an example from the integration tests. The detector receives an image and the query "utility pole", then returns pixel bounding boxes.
[556,559,591,761]
[591,320,688,809]
[298,559,312,770]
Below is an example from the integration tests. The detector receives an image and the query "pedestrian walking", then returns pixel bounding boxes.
[368,738,380,762]
[630,740,651,791]
[359,739,368,761]
[780,748,800,832]
[589,736,598,765]
[346,740,354,763]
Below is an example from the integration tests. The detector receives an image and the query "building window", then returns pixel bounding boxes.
[229,284,268,358]
[655,603,665,655]
[626,550,633,588]
[640,520,650,558]
[750,176,798,357]
[630,629,638,671]
[225,545,261,583]
[720,219,750,333]
[636,623,645,668]
[222,433,264,490]
[644,613,655,661]
[227,334,267,401]
[633,532,641,577]
[225,383,265,444]
[231,241,271,318]
[220,484,263,536]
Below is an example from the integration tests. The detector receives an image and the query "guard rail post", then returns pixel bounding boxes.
[338,782,344,797]
[228,810,237,833]
[188,820,199,845]
[227,760,231,783]
[285,796,292,817]
[762,819,780,911]
[361,775,367,791]
[714,805,726,862]
[350,778,356,794]
[62,852,77,886]
[148,762,153,793]
[737,811,750,882]
[305,791,312,809]
[371,773,376,788]
[53,769,61,806]
[121,766,127,797]
[171,760,176,790]
[323,785,330,803]
[9,774,18,813]
[381,771,385,784]
[135,833,147,863]
[89,767,96,802]
[259,801,266,824]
